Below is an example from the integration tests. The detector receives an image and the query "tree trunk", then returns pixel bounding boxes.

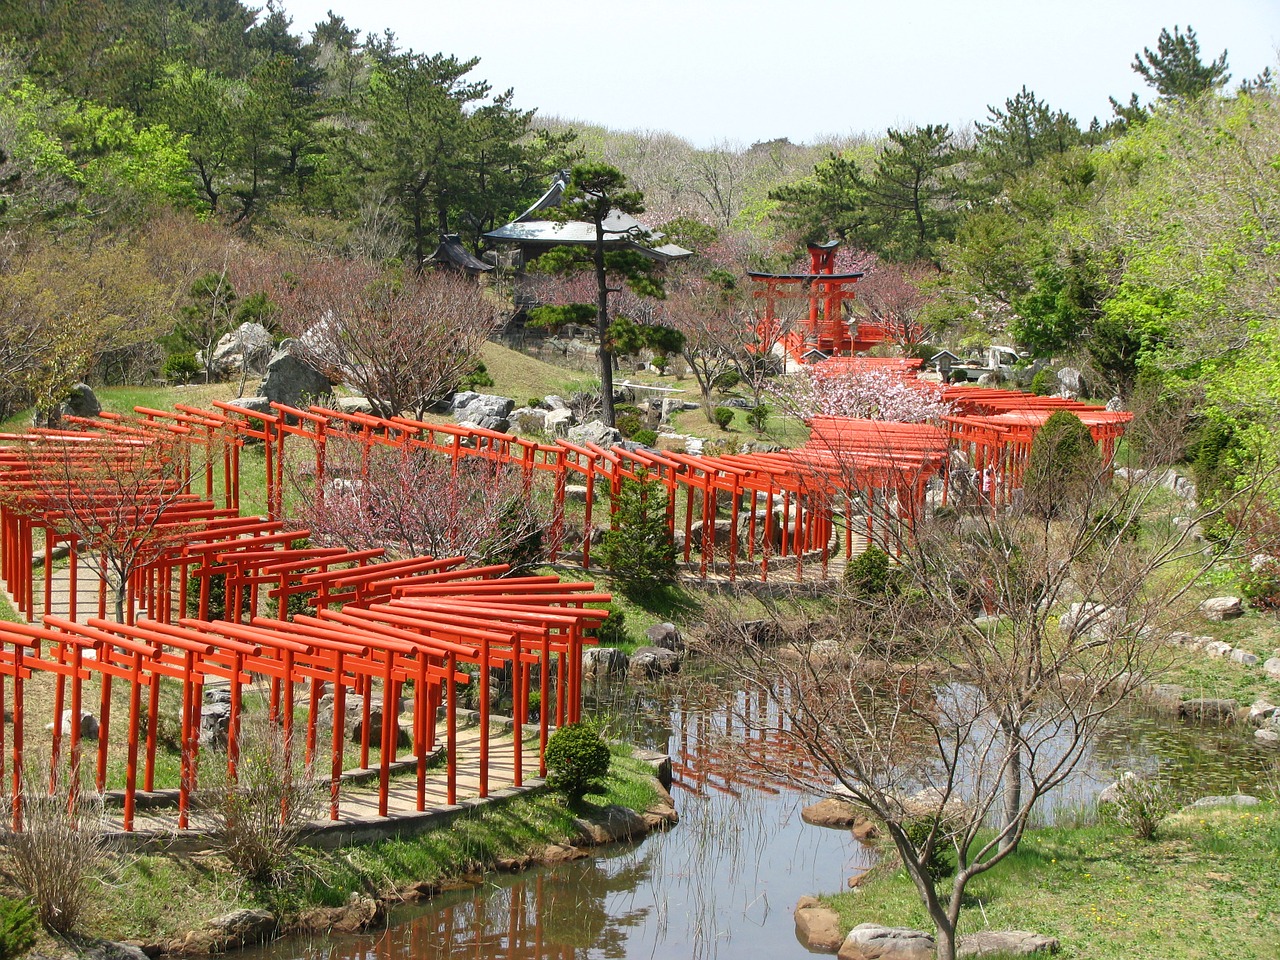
[1000,713,1023,853]
[593,218,615,427]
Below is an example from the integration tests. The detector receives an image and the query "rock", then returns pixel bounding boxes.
[1178,698,1238,724]
[1249,700,1278,724]
[1200,596,1244,621]
[1255,728,1280,746]
[1203,640,1234,658]
[644,622,684,652]
[794,896,845,953]
[581,647,629,683]
[336,396,375,416]
[199,702,232,749]
[205,909,276,948]
[572,804,649,844]
[852,818,880,842]
[1187,794,1260,809]
[81,940,150,960]
[226,395,275,416]
[47,709,98,740]
[510,407,547,433]
[1113,467,1147,484]
[1058,602,1115,639]
[1106,396,1124,412]
[257,341,333,410]
[1057,367,1086,397]
[1160,470,1198,501]
[1146,683,1189,712]
[297,895,382,934]
[801,797,864,829]
[210,322,274,376]
[1230,648,1259,666]
[458,416,510,434]
[839,923,935,960]
[627,646,681,681]
[542,395,569,411]
[454,393,515,424]
[1097,771,1137,805]
[1265,657,1280,679]
[545,408,576,436]
[568,420,622,447]
[957,930,1060,957]
[349,699,412,750]
[538,842,589,864]
[61,383,102,421]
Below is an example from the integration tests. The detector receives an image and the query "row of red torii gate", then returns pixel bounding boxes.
[0,365,1129,832]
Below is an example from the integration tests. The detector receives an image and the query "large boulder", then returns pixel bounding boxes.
[61,382,102,421]
[1178,698,1239,724]
[572,804,649,844]
[1199,596,1244,621]
[211,322,274,376]
[1056,367,1086,397]
[199,702,233,750]
[510,407,548,434]
[204,909,277,949]
[582,647,629,683]
[545,408,576,437]
[801,797,863,829]
[957,930,1060,957]
[1265,657,1280,680]
[454,393,515,423]
[627,645,681,681]
[568,420,623,447]
[257,341,333,410]
[794,896,845,953]
[644,622,684,651]
[839,924,935,960]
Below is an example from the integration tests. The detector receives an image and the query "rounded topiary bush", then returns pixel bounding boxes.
[712,406,735,430]
[544,722,611,799]
[1023,410,1101,519]
[844,545,896,598]
[1029,367,1055,396]
[631,428,658,448]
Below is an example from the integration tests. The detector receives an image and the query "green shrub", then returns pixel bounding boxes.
[631,428,658,447]
[900,816,952,885]
[163,352,201,384]
[458,360,494,390]
[746,403,769,434]
[544,722,611,799]
[595,607,627,646]
[844,545,896,597]
[186,571,227,619]
[1241,558,1280,612]
[616,412,643,438]
[712,370,742,392]
[1023,410,1101,519]
[0,897,37,960]
[1029,368,1055,396]
[712,407,735,430]
[1105,773,1178,840]
[597,470,678,598]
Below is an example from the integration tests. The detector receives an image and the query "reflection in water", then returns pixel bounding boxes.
[245,671,1269,960]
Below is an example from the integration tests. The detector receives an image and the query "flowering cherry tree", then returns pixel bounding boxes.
[772,365,954,423]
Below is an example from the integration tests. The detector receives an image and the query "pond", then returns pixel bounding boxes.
[247,672,1272,960]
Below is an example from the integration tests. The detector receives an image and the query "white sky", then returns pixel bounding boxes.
[281,0,1280,147]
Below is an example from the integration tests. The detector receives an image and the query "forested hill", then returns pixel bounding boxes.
[0,2,1278,519]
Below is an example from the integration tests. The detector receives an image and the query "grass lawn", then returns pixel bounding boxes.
[823,803,1280,959]
[94,746,663,941]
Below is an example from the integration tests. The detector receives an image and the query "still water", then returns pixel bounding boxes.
[250,675,1271,960]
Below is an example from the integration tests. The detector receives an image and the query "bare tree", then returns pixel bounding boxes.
[266,257,497,420]
[288,438,553,568]
[698,418,1265,959]
[0,426,224,621]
